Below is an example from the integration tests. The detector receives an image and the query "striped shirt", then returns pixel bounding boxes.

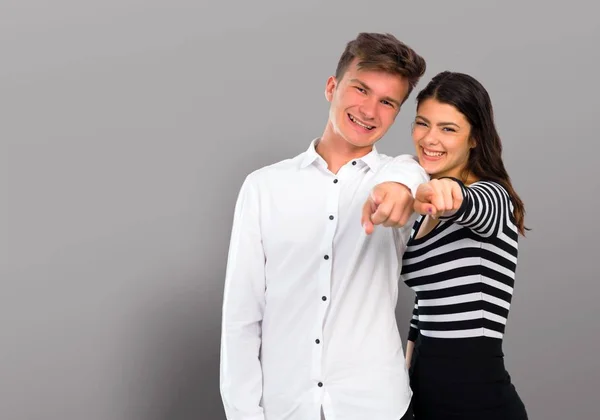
[401,179,519,341]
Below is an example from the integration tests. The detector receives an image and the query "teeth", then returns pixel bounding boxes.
[423,148,445,157]
[349,114,374,130]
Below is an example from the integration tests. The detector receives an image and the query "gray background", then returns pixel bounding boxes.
[2,1,598,419]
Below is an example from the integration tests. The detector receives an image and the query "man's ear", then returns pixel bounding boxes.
[324,76,337,102]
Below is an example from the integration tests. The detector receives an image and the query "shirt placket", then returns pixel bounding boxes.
[311,164,351,408]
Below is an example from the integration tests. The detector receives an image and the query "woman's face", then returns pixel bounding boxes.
[412,98,475,179]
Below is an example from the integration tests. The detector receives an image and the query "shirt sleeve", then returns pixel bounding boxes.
[220,173,267,420]
[439,179,517,239]
[374,154,429,197]
[407,296,419,342]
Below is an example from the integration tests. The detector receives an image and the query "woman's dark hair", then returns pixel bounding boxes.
[416,71,528,235]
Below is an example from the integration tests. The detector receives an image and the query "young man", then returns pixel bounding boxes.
[220,33,428,420]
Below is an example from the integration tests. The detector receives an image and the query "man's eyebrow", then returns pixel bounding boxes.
[350,78,401,107]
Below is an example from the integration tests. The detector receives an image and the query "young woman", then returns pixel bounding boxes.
[401,71,529,419]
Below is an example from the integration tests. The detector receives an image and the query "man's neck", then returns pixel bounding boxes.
[316,128,373,174]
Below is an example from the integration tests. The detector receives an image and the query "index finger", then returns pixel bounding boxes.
[414,200,435,215]
[371,199,395,225]
[361,198,376,234]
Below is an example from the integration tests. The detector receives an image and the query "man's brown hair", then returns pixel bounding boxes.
[335,33,427,102]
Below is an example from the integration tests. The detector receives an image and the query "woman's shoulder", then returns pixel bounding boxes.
[468,179,510,196]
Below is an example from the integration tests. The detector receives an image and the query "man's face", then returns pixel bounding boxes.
[325,59,410,149]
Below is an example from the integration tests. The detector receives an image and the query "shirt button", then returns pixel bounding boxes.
[323,255,329,260]
[315,339,320,344]
[318,382,323,387]
[352,161,357,165]
[333,179,338,184]
[329,215,334,220]
[322,296,327,301]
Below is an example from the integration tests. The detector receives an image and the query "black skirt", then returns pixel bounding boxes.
[409,335,528,420]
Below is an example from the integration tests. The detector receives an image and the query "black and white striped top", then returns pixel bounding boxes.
[401,180,519,341]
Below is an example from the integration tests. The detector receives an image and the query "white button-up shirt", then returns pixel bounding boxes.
[220,139,429,420]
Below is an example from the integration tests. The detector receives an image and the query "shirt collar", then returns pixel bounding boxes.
[299,138,323,168]
[299,138,383,171]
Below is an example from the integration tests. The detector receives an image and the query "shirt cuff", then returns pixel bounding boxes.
[407,325,419,342]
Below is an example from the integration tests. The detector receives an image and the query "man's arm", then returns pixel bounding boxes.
[375,154,429,197]
[220,173,266,420]
[362,155,429,233]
